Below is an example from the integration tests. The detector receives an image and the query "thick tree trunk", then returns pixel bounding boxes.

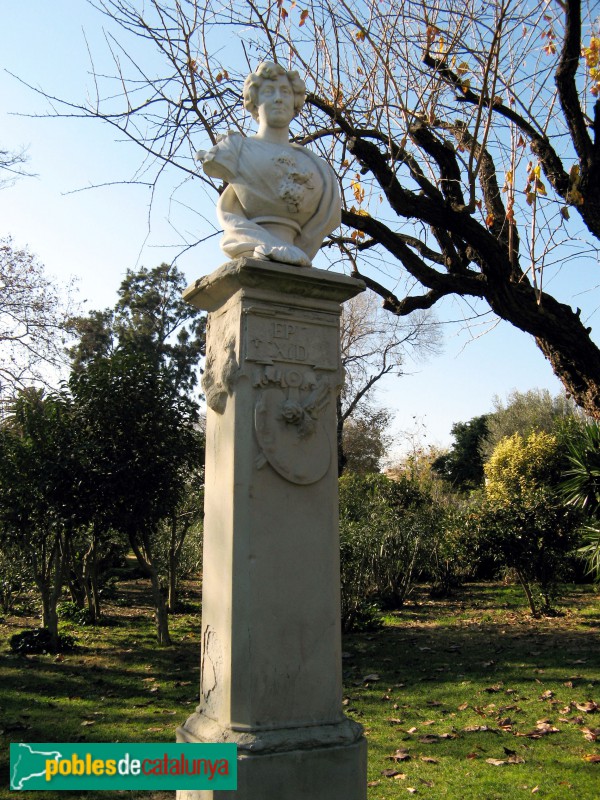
[129,534,172,645]
[485,280,600,419]
[40,587,60,649]
[83,537,101,623]
[64,536,86,609]
[167,516,179,613]
[515,568,539,618]
[149,569,172,646]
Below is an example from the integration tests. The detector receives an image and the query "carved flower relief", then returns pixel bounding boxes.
[279,398,317,439]
[273,153,315,214]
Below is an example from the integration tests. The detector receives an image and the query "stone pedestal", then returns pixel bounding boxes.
[177,258,367,799]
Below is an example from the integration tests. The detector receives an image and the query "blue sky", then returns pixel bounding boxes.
[2,0,593,457]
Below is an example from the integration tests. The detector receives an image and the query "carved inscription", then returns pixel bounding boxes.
[245,313,336,370]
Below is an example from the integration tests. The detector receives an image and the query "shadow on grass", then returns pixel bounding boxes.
[1,582,598,799]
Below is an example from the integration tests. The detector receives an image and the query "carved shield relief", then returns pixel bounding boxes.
[246,310,339,486]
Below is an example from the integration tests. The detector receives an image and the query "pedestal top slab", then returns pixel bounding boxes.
[183,258,365,312]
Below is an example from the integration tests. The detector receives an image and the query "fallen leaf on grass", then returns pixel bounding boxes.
[367,780,380,787]
[463,725,498,733]
[406,726,418,734]
[420,756,439,763]
[582,754,600,763]
[515,721,559,738]
[581,727,600,741]
[539,690,554,700]
[382,769,402,778]
[388,718,404,725]
[418,735,441,744]
[390,749,411,762]
[81,720,95,727]
[575,701,598,713]
[362,673,380,683]
[485,754,524,765]
[466,752,479,759]
[485,685,503,693]
[457,702,469,711]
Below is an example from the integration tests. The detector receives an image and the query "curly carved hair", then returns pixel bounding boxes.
[243,62,306,122]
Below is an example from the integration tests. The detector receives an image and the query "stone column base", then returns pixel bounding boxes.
[175,715,367,800]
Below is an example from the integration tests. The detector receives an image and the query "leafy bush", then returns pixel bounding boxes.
[0,542,31,615]
[339,473,437,630]
[339,520,381,632]
[10,628,76,654]
[57,600,96,626]
[427,499,493,595]
[467,491,581,616]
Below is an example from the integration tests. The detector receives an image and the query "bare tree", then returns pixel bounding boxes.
[24,0,600,416]
[0,238,75,404]
[337,289,440,471]
[0,146,31,188]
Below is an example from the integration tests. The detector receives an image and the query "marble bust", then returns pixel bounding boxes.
[197,62,341,267]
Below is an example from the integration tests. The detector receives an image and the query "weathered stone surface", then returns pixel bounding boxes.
[177,258,366,799]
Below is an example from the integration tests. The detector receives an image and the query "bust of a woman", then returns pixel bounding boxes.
[197,62,341,268]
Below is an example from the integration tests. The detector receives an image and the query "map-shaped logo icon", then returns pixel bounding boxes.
[11,743,62,790]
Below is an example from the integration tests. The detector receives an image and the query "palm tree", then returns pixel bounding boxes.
[561,423,600,578]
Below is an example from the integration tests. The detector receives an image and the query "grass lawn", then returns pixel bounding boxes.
[1,580,599,799]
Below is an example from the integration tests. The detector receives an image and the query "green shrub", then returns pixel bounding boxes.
[339,473,438,630]
[57,600,96,626]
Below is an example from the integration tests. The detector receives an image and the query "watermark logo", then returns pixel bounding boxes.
[10,743,237,791]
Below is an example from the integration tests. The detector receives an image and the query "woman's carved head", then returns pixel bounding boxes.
[243,62,306,122]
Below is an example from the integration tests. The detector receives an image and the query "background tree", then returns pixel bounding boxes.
[0,145,30,188]
[64,263,207,640]
[0,237,75,406]
[69,346,203,645]
[481,388,583,459]
[34,0,600,418]
[341,406,393,475]
[0,389,76,649]
[432,414,489,490]
[70,262,206,394]
[338,290,440,472]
